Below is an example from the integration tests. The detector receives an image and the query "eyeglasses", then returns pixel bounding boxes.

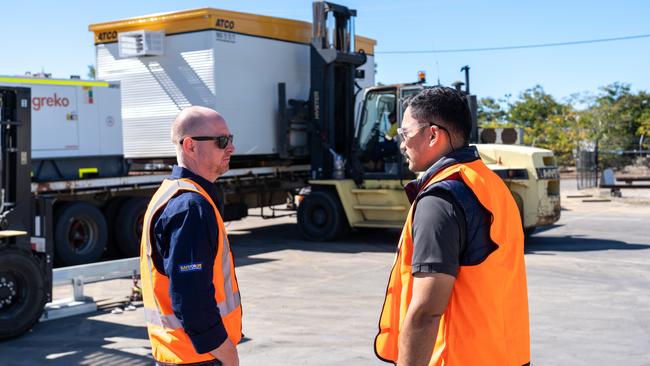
[396,123,431,140]
[397,122,456,151]
[180,135,234,149]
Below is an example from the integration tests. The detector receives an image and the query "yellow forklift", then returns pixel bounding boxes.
[294,12,560,240]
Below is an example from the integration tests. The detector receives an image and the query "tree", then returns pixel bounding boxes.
[579,83,650,168]
[508,85,564,132]
[87,65,96,80]
[477,97,508,127]
[474,83,649,167]
[506,85,579,164]
[637,109,650,149]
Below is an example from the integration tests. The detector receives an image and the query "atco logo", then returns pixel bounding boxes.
[215,18,235,30]
[32,94,70,111]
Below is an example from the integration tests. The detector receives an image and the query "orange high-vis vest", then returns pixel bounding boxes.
[375,159,530,365]
[140,178,242,364]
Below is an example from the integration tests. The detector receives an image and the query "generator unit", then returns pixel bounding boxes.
[0,76,125,181]
[89,8,376,166]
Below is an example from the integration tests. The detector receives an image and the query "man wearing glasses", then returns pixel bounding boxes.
[140,106,242,366]
[375,87,530,366]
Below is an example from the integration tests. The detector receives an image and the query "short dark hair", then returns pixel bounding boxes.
[403,86,472,146]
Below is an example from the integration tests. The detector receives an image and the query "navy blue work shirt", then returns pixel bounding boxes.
[151,165,228,354]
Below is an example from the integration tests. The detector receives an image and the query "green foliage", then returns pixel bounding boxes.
[577,83,650,168]
[505,85,576,165]
[87,65,96,80]
[508,85,564,130]
[477,97,509,127]
[637,109,650,142]
[481,83,650,168]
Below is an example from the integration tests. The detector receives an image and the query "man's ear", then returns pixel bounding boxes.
[182,138,195,154]
[428,127,437,146]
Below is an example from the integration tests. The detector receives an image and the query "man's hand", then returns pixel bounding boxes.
[397,272,455,366]
[209,338,239,366]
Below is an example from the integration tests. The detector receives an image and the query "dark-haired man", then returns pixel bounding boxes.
[374,87,530,366]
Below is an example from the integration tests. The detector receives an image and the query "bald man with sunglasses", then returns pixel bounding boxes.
[140,106,242,366]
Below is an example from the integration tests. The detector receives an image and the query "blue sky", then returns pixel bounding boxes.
[1,0,648,102]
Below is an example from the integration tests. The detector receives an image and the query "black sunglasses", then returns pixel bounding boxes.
[180,135,234,149]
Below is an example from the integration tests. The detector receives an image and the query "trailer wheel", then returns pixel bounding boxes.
[115,197,148,257]
[297,191,348,241]
[54,202,108,266]
[0,249,47,340]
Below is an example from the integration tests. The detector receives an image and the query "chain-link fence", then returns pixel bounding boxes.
[575,140,598,189]
[575,136,650,189]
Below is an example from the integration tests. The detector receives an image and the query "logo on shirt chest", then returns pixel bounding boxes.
[178,263,203,273]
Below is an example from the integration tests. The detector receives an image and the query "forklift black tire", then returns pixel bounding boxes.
[0,249,47,340]
[54,202,108,266]
[115,197,148,257]
[297,191,349,241]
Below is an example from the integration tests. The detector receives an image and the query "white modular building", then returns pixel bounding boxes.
[89,8,376,162]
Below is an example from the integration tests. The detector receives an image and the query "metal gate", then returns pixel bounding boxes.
[576,140,598,189]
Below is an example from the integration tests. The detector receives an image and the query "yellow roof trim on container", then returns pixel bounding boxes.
[355,35,377,55]
[0,76,109,87]
[88,7,375,55]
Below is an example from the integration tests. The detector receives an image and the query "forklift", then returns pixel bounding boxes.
[0,87,52,340]
[293,3,559,240]
[293,1,419,240]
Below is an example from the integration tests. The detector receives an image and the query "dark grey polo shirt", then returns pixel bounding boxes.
[411,190,466,277]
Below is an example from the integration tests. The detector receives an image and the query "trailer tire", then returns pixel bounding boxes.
[0,249,47,340]
[54,202,108,266]
[115,197,148,258]
[297,191,348,241]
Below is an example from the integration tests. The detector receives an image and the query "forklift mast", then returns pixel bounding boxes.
[309,1,367,179]
[0,87,32,242]
[1,86,53,341]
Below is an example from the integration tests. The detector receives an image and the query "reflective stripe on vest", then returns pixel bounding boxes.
[375,160,530,365]
[140,178,242,364]
[144,308,183,329]
[143,291,242,330]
